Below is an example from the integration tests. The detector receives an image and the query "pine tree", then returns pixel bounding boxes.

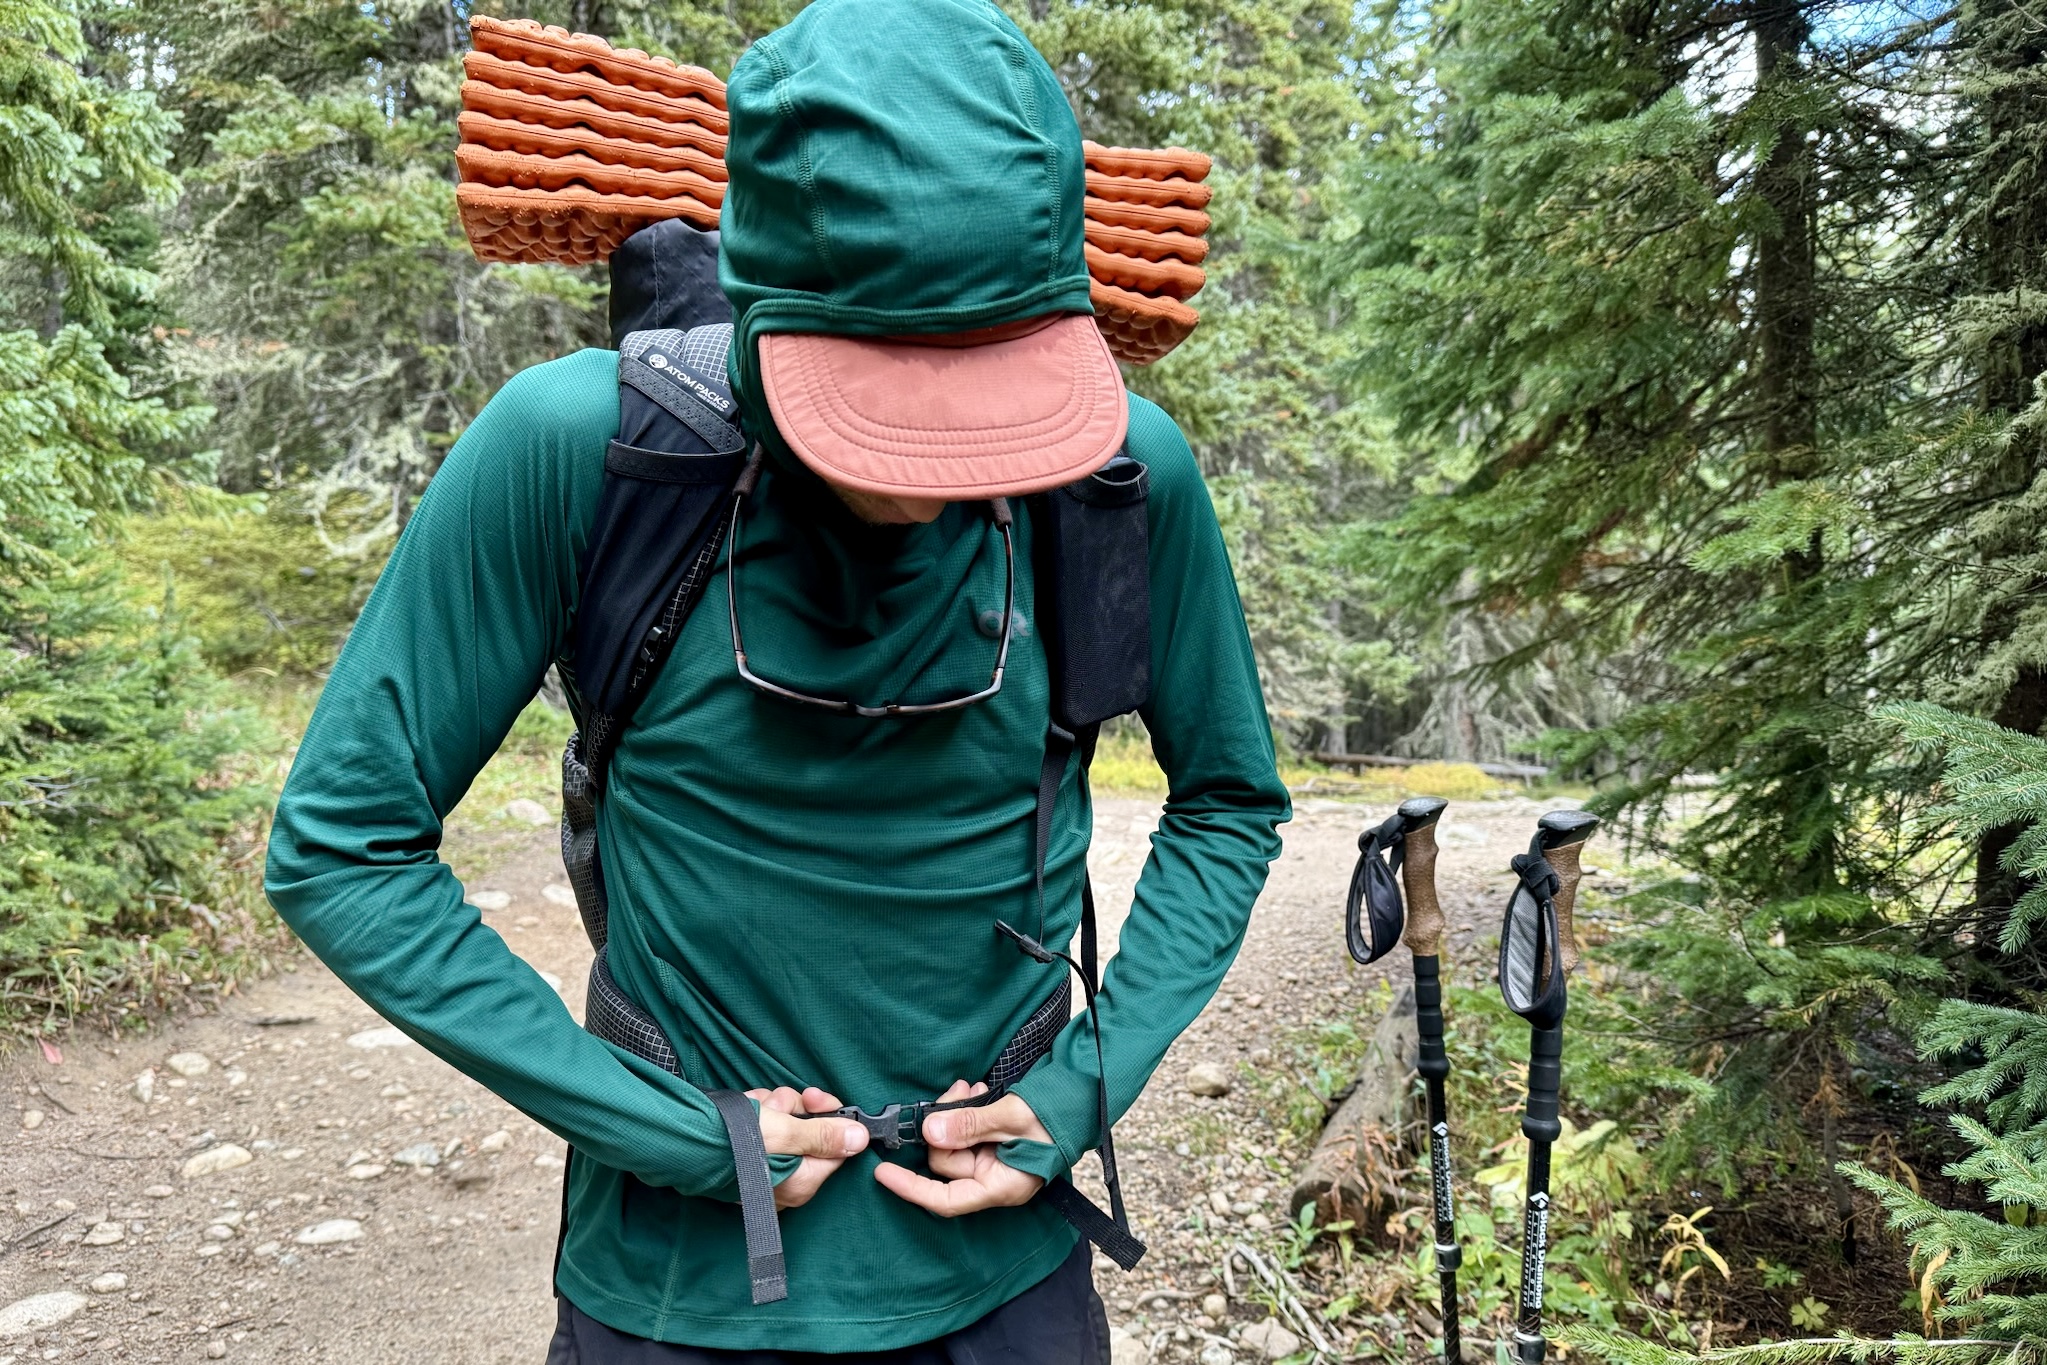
[1321,0,2047,1204]
[1,0,256,1032]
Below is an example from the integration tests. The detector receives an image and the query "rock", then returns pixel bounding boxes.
[534,1152,564,1169]
[206,1339,228,1358]
[504,798,552,825]
[1240,1319,1302,1360]
[142,1185,173,1199]
[279,1148,304,1160]
[0,1290,89,1336]
[379,1082,410,1098]
[19,1110,42,1131]
[478,1129,511,1153]
[82,1221,124,1246]
[345,1164,386,1181]
[1230,1200,1256,1216]
[1198,1345,1235,1365]
[448,1164,493,1190]
[465,890,512,912]
[345,1026,411,1050]
[294,1219,363,1246]
[180,1145,254,1180]
[224,1069,248,1088]
[1244,1212,1272,1231]
[1108,1325,1148,1365]
[130,1069,156,1103]
[1208,1190,1232,1217]
[392,1142,441,1168]
[252,1241,281,1257]
[196,1243,223,1258]
[1186,1063,1233,1098]
[87,1273,127,1295]
[1202,1294,1228,1319]
[165,1052,211,1078]
[542,884,579,907]
[212,1210,244,1228]
[204,1224,235,1241]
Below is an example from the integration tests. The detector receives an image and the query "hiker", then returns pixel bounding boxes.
[263,0,1289,1357]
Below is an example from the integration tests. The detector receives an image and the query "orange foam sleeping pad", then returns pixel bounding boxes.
[459,17,1211,363]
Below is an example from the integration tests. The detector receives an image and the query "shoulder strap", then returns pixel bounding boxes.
[1019,449,1157,1269]
[559,322,744,955]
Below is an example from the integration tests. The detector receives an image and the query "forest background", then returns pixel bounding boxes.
[5,0,2047,1354]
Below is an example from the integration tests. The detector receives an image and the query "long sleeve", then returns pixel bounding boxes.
[263,350,752,1200]
[1005,396,1291,1180]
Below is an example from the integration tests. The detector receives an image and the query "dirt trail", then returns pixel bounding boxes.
[1,795,1567,1364]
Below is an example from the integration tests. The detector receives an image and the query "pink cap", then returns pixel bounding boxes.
[759,313,1129,500]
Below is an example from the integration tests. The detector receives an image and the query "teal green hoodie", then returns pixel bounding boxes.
[266,0,1289,1350]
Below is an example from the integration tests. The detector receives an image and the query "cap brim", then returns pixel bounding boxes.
[759,313,1128,500]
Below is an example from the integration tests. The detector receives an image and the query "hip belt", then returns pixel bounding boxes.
[581,946,1141,1304]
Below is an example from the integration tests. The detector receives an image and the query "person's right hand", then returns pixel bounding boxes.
[750,1086,869,1209]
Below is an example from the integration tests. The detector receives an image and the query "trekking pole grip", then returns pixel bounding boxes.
[1398,797,1450,957]
[1536,811,1599,977]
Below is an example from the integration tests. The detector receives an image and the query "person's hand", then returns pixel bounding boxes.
[873,1081,1050,1216]
[751,1086,868,1210]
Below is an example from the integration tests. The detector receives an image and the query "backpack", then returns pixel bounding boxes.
[553,218,1152,1306]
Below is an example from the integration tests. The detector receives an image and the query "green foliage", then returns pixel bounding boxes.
[0,566,264,1029]
[134,0,608,523]
[0,0,271,1037]
[1566,1328,2039,1364]
[116,493,382,676]
[0,0,179,326]
[1838,707,2047,1347]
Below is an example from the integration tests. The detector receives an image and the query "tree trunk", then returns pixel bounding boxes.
[1970,0,2047,912]
[1753,0,1817,476]
[1979,668,2047,913]
[1750,0,1834,895]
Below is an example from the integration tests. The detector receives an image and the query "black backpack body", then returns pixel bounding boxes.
[553,218,1152,1306]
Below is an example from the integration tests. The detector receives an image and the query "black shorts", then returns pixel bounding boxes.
[546,1242,1110,1364]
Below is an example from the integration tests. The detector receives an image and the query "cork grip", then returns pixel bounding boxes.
[1536,811,1599,977]
[1398,797,1449,957]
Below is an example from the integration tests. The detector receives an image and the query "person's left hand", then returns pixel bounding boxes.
[871,1080,1050,1216]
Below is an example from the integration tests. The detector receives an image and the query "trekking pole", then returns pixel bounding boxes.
[1497,809,1598,1365]
[1394,797,1463,1365]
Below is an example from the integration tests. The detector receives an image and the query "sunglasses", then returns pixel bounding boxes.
[724,458,1016,719]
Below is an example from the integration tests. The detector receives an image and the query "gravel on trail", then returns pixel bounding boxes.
[1,795,1567,1363]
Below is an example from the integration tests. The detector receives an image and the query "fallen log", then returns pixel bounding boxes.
[1288,983,1419,1230]
[1320,752,1551,780]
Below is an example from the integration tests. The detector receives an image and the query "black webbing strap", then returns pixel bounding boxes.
[1016,719,1144,1270]
[1042,1176,1146,1268]
[618,355,746,456]
[706,1089,789,1304]
[1032,723,1075,939]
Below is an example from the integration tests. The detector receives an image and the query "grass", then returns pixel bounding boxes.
[1091,726,1546,806]
[441,696,576,884]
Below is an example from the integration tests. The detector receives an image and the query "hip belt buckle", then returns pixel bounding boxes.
[804,1098,986,1153]
[811,1102,925,1152]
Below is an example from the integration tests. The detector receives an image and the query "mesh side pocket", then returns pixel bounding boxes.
[985,978,1072,1094]
[584,944,682,1076]
[560,731,609,951]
